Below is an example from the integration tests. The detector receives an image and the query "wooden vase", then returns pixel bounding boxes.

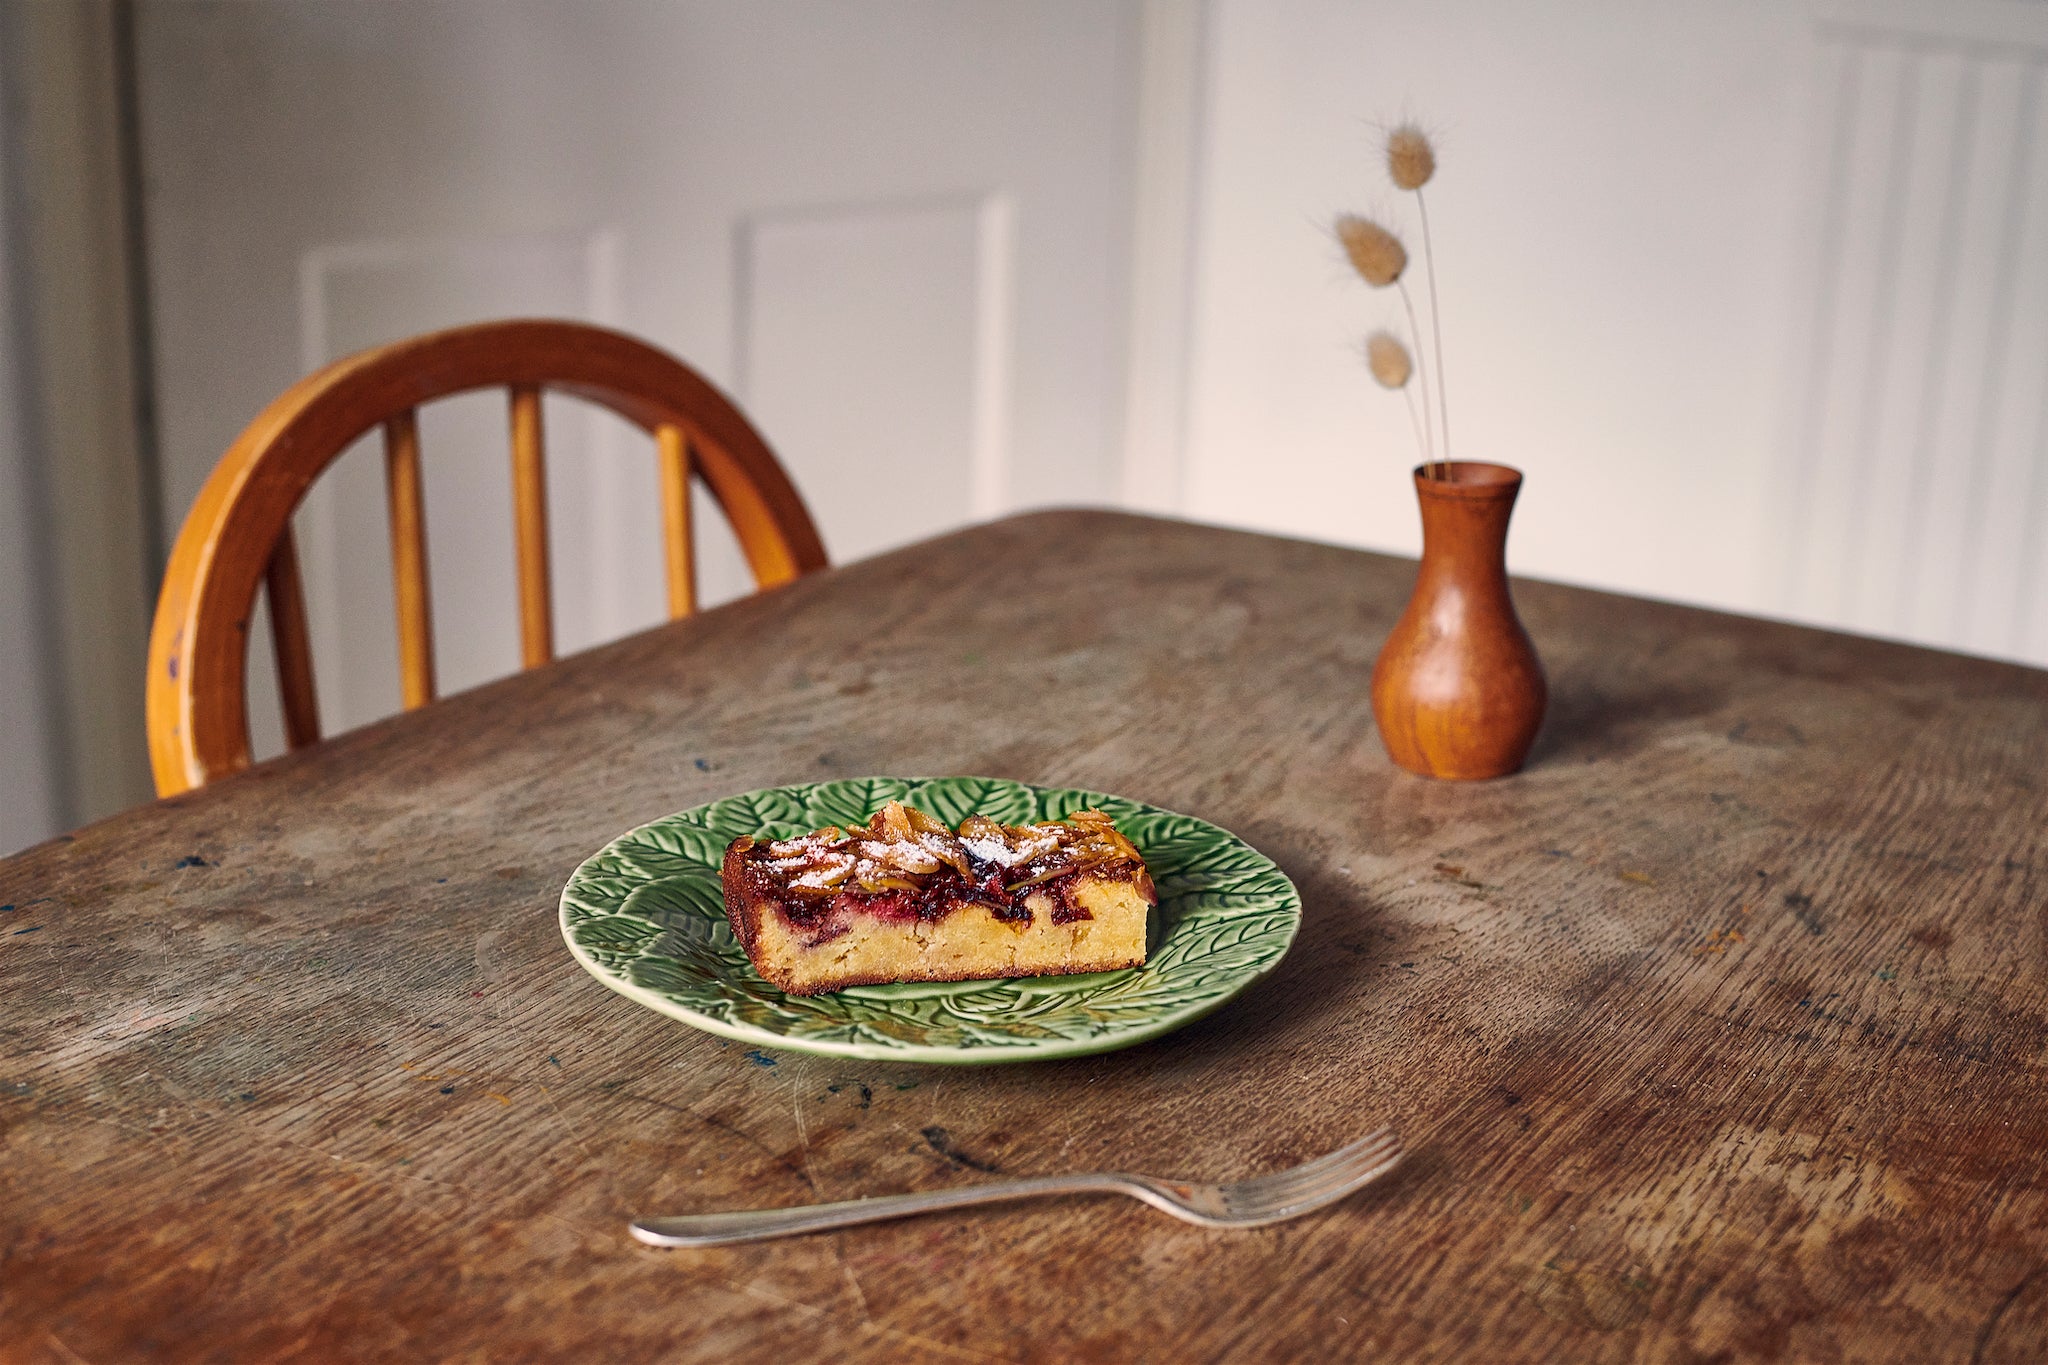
[1371,462,1547,779]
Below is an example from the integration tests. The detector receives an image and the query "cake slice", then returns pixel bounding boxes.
[721,800,1154,995]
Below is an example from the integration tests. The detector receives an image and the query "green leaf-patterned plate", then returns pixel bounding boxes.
[559,777,1301,1064]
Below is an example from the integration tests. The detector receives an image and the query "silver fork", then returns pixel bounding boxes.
[631,1127,1402,1247]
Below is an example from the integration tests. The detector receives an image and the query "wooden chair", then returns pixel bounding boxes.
[147,318,828,796]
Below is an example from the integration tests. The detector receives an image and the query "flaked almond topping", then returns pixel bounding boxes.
[852,839,939,873]
[875,800,915,842]
[916,829,973,878]
[960,834,1020,866]
[789,862,853,892]
[745,801,1143,898]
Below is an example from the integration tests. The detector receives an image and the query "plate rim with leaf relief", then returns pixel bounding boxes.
[558,776,1301,1064]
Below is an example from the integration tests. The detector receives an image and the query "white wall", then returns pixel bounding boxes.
[1171,0,2048,666]
[136,0,1143,747]
[0,53,65,854]
[0,0,159,855]
[11,0,2046,856]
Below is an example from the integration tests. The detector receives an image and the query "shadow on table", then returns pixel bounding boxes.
[1528,673,1728,768]
[1115,845,1382,1067]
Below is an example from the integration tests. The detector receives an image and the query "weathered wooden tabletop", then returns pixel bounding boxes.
[4,510,2046,1363]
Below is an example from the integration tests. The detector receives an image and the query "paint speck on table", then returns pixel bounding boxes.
[744,1050,778,1068]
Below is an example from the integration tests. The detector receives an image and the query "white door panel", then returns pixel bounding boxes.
[739,196,1002,565]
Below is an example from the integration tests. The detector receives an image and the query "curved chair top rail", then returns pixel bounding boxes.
[147,318,828,796]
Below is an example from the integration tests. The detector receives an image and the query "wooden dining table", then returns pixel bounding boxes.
[4,509,2046,1363]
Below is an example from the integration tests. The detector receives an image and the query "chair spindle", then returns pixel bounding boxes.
[264,524,321,750]
[148,319,827,797]
[508,384,554,666]
[383,410,436,708]
[657,423,698,618]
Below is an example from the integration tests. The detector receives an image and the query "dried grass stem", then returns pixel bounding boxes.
[1397,281,1435,469]
[1416,189,1449,478]
[1401,384,1428,463]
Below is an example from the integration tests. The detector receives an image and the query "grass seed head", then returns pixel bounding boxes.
[1336,214,1407,287]
[1366,331,1413,388]
[1387,124,1436,191]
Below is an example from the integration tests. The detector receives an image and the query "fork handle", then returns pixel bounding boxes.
[632,1173,1136,1247]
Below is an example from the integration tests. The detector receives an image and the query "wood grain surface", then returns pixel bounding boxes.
[7,510,2048,1363]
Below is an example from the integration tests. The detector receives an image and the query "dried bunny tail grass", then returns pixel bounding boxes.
[1335,213,1407,287]
[1365,331,1412,388]
[1383,120,1449,471]
[1387,124,1436,191]
[1363,332,1429,463]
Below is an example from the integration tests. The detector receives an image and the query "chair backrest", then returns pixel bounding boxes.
[147,318,828,796]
